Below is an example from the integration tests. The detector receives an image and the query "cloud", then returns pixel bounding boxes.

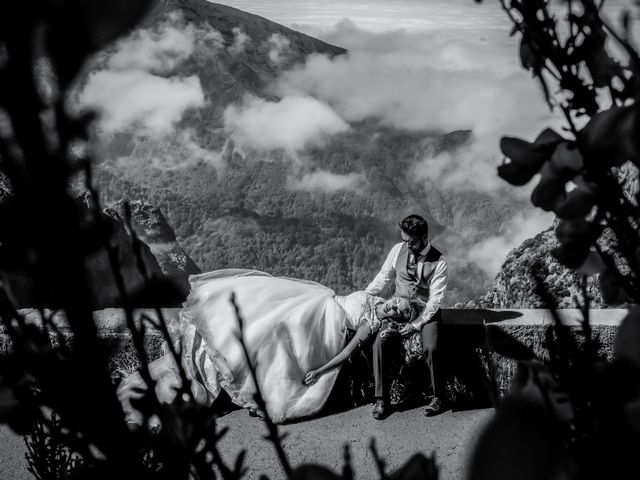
[274,20,553,133]
[229,27,250,56]
[80,71,205,136]
[467,210,555,277]
[78,11,214,137]
[288,170,366,192]
[105,12,219,73]
[271,19,561,197]
[267,33,291,65]
[223,95,349,152]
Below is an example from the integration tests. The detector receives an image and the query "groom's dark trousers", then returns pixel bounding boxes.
[373,309,441,399]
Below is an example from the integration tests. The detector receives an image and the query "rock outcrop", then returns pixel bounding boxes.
[469,224,604,309]
[2,190,200,309]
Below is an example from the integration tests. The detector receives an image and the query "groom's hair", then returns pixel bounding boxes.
[399,215,429,237]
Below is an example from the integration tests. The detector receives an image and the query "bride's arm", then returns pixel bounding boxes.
[304,322,373,385]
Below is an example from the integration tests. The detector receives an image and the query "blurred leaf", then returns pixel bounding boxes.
[290,464,342,480]
[582,28,623,89]
[468,398,565,480]
[554,184,596,220]
[486,326,536,362]
[519,35,542,72]
[533,128,564,146]
[580,106,638,167]
[552,242,590,269]
[513,361,574,424]
[47,0,154,86]
[555,219,600,244]
[127,277,187,307]
[498,137,550,186]
[234,450,248,478]
[614,307,640,369]
[531,162,567,211]
[389,453,438,480]
[575,250,606,276]
[599,268,628,305]
[550,143,583,173]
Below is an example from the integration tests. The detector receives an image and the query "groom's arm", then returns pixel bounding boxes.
[365,243,402,296]
[411,256,448,331]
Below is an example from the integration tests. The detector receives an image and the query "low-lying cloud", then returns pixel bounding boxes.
[272,19,559,193]
[229,27,250,56]
[267,33,291,65]
[79,12,214,137]
[288,170,366,192]
[223,95,349,153]
[81,71,204,136]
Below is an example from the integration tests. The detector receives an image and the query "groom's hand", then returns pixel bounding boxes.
[399,324,417,337]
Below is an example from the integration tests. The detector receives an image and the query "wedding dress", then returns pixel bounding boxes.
[118,269,383,423]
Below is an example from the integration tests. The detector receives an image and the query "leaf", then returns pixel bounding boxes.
[580,29,624,89]
[552,242,590,269]
[575,250,606,275]
[486,327,536,362]
[47,0,154,86]
[580,105,638,167]
[389,453,438,480]
[234,450,248,477]
[290,465,342,480]
[614,307,640,369]
[127,277,188,307]
[555,219,599,244]
[498,137,549,186]
[530,162,567,211]
[533,128,564,147]
[468,398,565,480]
[550,143,583,173]
[519,38,539,71]
[599,268,627,305]
[554,185,596,220]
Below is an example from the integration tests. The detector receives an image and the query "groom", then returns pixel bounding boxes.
[365,214,448,419]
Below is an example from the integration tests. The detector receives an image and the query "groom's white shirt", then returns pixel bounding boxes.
[365,242,448,331]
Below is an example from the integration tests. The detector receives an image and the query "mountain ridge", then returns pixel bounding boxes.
[87,0,533,303]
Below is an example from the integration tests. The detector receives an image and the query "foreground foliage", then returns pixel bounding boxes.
[469,1,640,479]
[1,1,640,480]
[0,2,436,479]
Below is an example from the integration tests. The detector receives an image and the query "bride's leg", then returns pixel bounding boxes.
[304,323,372,384]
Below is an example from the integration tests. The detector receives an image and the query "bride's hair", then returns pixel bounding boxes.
[393,297,422,323]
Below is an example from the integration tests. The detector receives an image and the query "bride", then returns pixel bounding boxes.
[117,269,415,423]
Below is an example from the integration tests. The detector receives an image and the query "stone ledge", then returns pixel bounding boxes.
[0,308,626,400]
[441,308,627,327]
[4,307,626,331]
[2,308,182,334]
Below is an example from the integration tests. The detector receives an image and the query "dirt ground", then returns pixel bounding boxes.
[0,406,493,480]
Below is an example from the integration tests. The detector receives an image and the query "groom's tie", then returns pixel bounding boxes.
[407,252,418,280]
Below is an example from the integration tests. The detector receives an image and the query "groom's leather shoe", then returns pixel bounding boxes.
[372,398,387,420]
[423,397,442,417]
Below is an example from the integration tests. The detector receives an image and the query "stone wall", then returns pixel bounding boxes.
[0,308,626,406]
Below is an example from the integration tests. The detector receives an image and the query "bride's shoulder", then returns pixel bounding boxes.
[343,290,383,305]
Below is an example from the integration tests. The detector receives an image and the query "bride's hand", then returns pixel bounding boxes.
[303,370,319,385]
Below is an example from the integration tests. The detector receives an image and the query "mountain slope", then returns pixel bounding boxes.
[87,0,533,303]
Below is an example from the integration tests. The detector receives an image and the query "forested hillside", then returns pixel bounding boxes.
[85,0,537,302]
